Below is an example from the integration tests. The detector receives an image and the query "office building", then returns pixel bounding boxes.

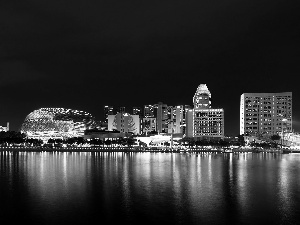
[186,84,224,139]
[240,92,292,136]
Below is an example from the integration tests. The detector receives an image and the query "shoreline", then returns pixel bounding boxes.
[0,146,297,154]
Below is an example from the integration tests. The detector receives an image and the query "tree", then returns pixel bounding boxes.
[271,134,281,141]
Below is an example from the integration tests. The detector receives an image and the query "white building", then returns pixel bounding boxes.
[240,92,292,136]
[108,113,140,135]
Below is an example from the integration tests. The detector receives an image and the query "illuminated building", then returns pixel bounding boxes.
[20,108,95,141]
[156,102,169,133]
[104,106,114,123]
[169,105,192,134]
[133,107,143,132]
[142,105,156,134]
[108,113,140,134]
[0,122,9,132]
[240,92,292,136]
[132,107,141,116]
[144,105,155,118]
[186,84,224,139]
[142,117,157,134]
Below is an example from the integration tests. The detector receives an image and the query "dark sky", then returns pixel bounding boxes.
[1,0,299,135]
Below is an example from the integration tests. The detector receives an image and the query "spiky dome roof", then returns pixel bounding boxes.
[20,108,95,134]
[194,84,211,98]
[193,84,212,109]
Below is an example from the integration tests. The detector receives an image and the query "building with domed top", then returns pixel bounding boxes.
[20,108,95,141]
[186,84,224,139]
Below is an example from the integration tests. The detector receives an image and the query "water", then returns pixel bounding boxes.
[1,151,300,225]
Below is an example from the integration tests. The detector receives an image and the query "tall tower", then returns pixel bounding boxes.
[193,84,211,109]
[186,84,224,139]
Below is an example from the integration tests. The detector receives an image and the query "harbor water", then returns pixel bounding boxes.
[1,151,300,224]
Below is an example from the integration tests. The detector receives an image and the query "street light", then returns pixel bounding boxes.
[281,118,287,148]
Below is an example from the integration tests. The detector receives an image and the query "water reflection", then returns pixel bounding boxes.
[1,151,300,224]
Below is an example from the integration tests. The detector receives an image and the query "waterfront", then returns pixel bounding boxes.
[1,151,300,224]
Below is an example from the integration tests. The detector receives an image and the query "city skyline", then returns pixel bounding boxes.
[1,0,299,135]
[0,88,296,136]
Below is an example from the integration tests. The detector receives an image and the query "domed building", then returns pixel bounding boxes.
[20,108,95,140]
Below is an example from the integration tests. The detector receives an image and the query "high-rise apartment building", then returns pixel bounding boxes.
[186,84,224,139]
[240,92,292,136]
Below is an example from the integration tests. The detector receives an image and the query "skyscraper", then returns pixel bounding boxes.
[240,92,292,136]
[186,84,224,139]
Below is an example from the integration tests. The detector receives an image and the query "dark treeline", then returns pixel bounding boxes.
[0,131,280,148]
[0,131,136,147]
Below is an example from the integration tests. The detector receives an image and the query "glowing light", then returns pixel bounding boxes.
[20,108,95,140]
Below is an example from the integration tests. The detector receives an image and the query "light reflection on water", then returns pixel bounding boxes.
[1,151,300,224]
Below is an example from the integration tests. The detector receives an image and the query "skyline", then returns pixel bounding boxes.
[1,0,299,135]
[0,88,296,136]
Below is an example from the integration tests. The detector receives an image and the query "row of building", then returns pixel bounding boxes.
[14,83,293,143]
[103,84,293,140]
[102,84,224,140]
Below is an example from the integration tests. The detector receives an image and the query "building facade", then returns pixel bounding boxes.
[156,102,169,133]
[186,84,224,139]
[108,113,140,135]
[240,92,292,136]
[166,105,192,134]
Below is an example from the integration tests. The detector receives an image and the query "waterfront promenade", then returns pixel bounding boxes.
[0,146,291,153]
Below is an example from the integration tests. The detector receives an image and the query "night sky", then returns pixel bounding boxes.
[1,0,299,135]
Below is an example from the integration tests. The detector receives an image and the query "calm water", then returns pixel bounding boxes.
[1,151,300,225]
